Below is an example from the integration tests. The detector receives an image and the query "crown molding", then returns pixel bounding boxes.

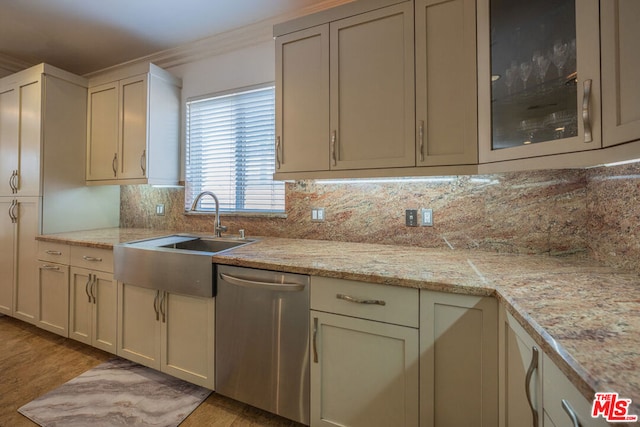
[84,0,353,78]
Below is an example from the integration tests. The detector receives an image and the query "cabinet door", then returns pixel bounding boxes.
[311,310,419,427]
[69,267,93,345]
[330,2,415,170]
[117,282,161,369]
[118,75,148,180]
[15,78,42,197]
[92,271,117,354]
[13,198,40,325]
[478,0,601,163]
[601,0,640,147]
[499,309,542,427]
[161,292,214,389]
[0,87,18,196]
[87,82,118,181]
[275,25,330,173]
[420,291,498,427]
[415,0,477,166]
[0,200,15,315]
[37,262,69,337]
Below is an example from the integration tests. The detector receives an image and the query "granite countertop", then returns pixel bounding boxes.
[37,228,640,418]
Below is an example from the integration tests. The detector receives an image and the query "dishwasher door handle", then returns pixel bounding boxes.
[220,273,306,292]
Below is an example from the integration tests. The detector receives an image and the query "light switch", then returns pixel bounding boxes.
[421,208,433,226]
[311,208,325,222]
[156,204,165,216]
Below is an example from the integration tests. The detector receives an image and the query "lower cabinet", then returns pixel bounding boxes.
[310,277,419,427]
[36,262,69,336]
[69,267,117,354]
[499,309,543,427]
[117,282,215,389]
[420,290,498,427]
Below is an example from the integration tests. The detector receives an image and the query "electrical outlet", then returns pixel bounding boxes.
[405,209,418,227]
[311,207,325,222]
[155,204,165,216]
[421,208,433,226]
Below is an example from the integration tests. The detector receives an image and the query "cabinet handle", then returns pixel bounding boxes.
[160,291,167,323]
[82,256,103,262]
[525,346,539,427]
[8,170,17,193]
[41,264,61,271]
[312,317,319,363]
[561,399,582,427]
[153,290,160,321]
[276,136,282,170]
[12,170,19,193]
[419,120,425,162]
[9,199,18,224]
[90,274,97,304]
[331,130,337,166]
[140,149,146,176]
[85,275,92,303]
[112,153,118,177]
[336,293,386,306]
[45,250,63,256]
[220,273,305,292]
[582,79,593,143]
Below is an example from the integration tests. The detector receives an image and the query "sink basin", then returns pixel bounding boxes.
[114,234,255,298]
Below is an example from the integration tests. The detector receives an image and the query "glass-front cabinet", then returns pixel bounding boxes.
[478,0,601,163]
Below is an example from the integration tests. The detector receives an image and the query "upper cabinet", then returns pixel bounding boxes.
[275,0,415,177]
[477,0,601,163]
[415,0,478,167]
[600,0,640,148]
[86,63,181,185]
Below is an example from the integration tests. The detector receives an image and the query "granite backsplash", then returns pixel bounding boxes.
[119,163,640,273]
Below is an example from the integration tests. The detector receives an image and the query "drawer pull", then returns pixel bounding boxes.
[45,250,62,256]
[561,399,582,427]
[336,293,386,306]
[313,317,319,363]
[41,265,61,271]
[82,256,103,262]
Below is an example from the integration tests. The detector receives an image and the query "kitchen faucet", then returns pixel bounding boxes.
[190,191,227,237]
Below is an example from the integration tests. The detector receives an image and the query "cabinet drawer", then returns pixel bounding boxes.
[311,276,419,327]
[70,246,114,273]
[38,241,70,264]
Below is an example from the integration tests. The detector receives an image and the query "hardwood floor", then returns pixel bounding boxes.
[0,315,303,426]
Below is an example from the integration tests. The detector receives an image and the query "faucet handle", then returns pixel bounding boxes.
[216,225,228,234]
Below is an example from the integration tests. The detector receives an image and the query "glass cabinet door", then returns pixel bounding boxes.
[478,0,600,163]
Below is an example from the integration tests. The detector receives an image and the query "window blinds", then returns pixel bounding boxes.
[185,85,284,213]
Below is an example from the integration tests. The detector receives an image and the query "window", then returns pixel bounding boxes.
[185,84,284,213]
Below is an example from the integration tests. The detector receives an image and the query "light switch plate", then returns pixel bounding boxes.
[421,208,433,226]
[405,209,418,227]
[311,207,325,222]
[155,204,165,216]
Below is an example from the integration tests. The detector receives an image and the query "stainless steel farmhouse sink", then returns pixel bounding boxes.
[114,234,255,298]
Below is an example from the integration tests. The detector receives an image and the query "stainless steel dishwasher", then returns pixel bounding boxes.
[215,265,310,425]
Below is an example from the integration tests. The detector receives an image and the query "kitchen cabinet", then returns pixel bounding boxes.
[36,243,70,337]
[274,1,415,177]
[498,309,543,427]
[420,290,498,427]
[117,282,215,389]
[601,0,640,148]
[310,277,419,427]
[543,353,609,427]
[415,0,477,167]
[86,63,181,185]
[68,246,117,354]
[477,0,601,163]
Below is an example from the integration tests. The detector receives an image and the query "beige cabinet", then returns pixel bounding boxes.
[601,0,640,147]
[499,309,543,427]
[543,353,609,427]
[477,0,601,163]
[415,0,477,167]
[36,242,70,336]
[117,282,215,389]
[11,198,40,325]
[0,199,16,316]
[310,277,419,427]
[274,1,415,177]
[68,246,117,354]
[420,290,498,427]
[86,63,181,185]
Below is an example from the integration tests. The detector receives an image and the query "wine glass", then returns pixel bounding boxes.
[519,61,532,90]
[552,40,569,79]
[532,50,551,84]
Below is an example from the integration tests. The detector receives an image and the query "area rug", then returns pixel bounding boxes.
[18,357,212,427]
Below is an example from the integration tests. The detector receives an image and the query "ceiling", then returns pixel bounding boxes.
[0,0,339,76]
